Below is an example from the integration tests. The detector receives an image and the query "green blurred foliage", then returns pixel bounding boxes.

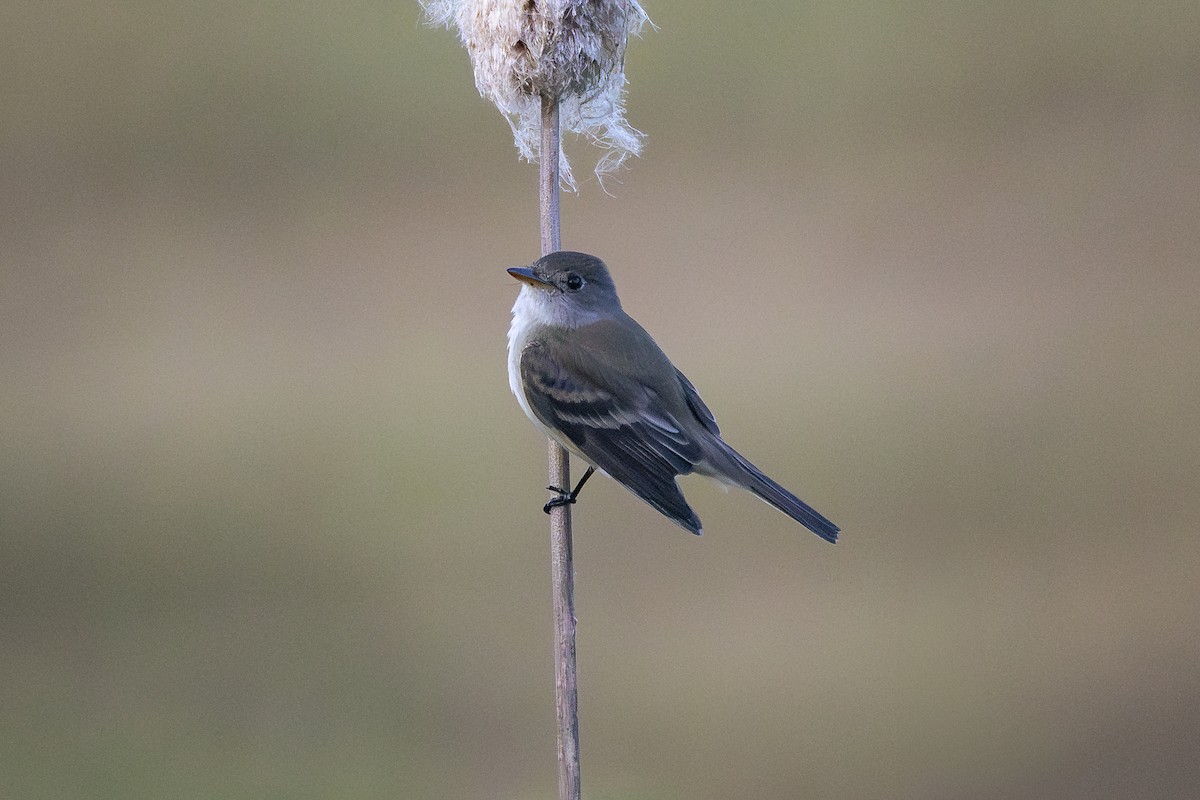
[2,2,1199,798]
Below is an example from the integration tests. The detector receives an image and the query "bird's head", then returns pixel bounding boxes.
[507,251,623,327]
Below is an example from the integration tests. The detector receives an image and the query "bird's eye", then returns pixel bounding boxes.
[564,273,584,291]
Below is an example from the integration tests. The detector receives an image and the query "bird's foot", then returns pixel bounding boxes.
[541,467,596,515]
[543,486,577,514]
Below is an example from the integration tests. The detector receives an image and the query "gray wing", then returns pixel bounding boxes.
[520,342,705,534]
[675,368,720,436]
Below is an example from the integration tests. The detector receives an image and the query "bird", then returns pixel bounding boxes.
[506,250,839,542]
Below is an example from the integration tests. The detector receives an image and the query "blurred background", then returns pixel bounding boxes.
[3,2,1199,798]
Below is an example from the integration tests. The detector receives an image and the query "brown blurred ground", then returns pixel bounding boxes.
[2,2,1199,798]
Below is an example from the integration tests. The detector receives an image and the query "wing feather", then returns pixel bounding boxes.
[520,340,703,534]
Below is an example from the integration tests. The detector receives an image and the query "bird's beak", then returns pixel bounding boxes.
[507,266,554,289]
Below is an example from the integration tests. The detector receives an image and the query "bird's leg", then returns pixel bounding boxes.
[544,466,596,514]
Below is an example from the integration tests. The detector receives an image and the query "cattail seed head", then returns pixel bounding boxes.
[423,0,650,189]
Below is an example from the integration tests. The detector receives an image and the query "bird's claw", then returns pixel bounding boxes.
[543,485,577,514]
[539,468,595,515]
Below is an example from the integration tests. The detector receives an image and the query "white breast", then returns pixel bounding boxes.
[507,287,559,439]
[506,286,605,461]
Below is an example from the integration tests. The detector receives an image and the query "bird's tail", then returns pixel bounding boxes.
[715,444,840,543]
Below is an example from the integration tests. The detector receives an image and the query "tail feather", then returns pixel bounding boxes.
[723,447,840,543]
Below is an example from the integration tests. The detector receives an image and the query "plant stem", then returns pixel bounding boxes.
[540,94,581,800]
